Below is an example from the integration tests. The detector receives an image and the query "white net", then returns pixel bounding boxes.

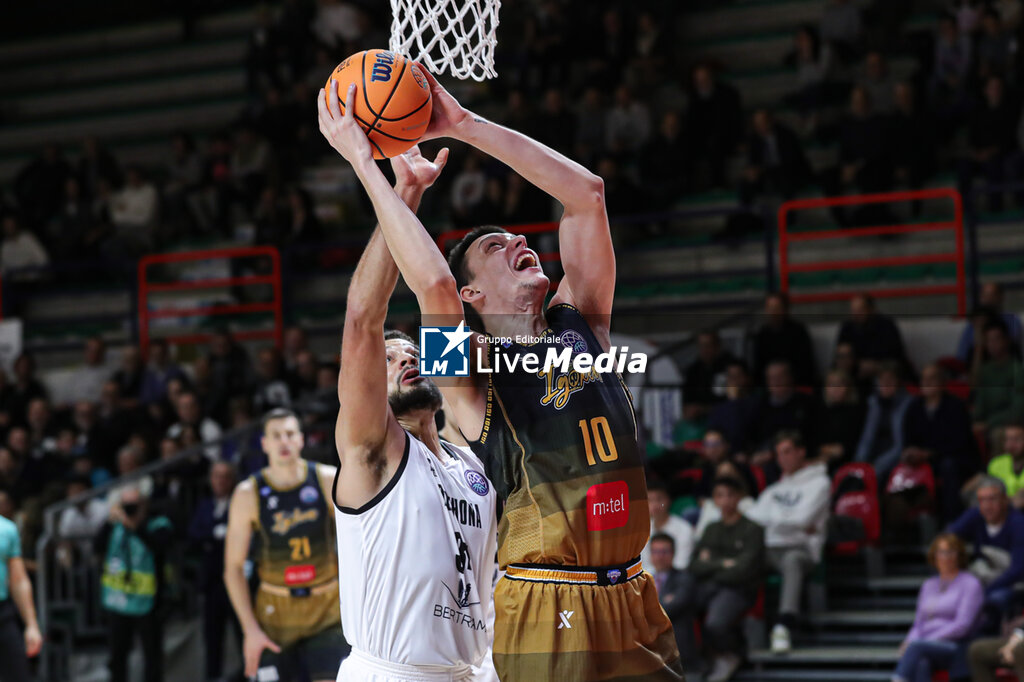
[389,0,500,81]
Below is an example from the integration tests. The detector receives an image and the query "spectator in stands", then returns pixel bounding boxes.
[894,533,984,682]
[837,294,913,382]
[969,616,1024,681]
[738,110,812,214]
[605,84,651,154]
[163,133,204,234]
[281,185,321,247]
[52,176,95,260]
[950,477,1024,629]
[902,364,978,522]
[167,391,223,460]
[206,330,252,423]
[683,330,738,422]
[707,361,759,455]
[65,336,111,406]
[987,422,1024,509]
[956,282,1023,364]
[574,87,607,166]
[0,211,49,278]
[139,339,185,407]
[676,476,765,682]
[13,143,72,227]
[640,111,687,210]
[110,166,159,251]
[855,362,913,482]
[930,13,973,116]
[596,156,645,217]
[752,292,818,389]
[973,319,1024,442]
[282,326,308,374]
[10,352,47,426]
[26,397,56,459]
[57,474,106,540]
[820,0,863,62]
[685,63,743,189]
[96,486,172,682]
[693,431,760,507]
[694,459,758,540]
[536,89,577,156]
[888,82,937,196]
[746,360,821,466]
[93,381,136,471]
[821,87,895,225]
[819,369,865,472]
[253,347,292,412]
[77,136,122,202]
[977,8,1015,79]
[642,480,693,573]
[958,76,1022,212]
[747,431,830,654]
[858,52,896,114]
[188,460,239,682]
[649,533,690,667]
[112,346,144,408]
[783,25,837,131]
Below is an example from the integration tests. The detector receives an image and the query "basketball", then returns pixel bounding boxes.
[324,49,432,160]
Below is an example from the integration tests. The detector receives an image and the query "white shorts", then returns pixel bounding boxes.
[337,649,476,682]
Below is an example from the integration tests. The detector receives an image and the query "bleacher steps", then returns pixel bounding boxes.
[748,646,900,665]
[807,610,915,628]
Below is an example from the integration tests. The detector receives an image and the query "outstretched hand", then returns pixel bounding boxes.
[391,146,449,191]
[318,80,375,168]
[419,69,472,141]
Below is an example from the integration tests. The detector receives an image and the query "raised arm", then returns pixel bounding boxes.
[334,146,446,509]
[319,84,488,439]
[421,71,615,325]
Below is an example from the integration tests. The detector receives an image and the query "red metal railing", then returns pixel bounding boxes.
[778,188,967,316]
[437,221,562,288]
[137,246,284,354]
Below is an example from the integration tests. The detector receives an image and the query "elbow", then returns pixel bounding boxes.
[421,273,459,301]
[576,174,606,210]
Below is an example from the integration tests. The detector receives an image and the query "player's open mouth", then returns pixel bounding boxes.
[512,251,538,272]
[401,368,421,385]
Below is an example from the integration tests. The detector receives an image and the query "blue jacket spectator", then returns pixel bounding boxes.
[855,363,912,482]
[139,340,186,406]
[949,479,1024,596]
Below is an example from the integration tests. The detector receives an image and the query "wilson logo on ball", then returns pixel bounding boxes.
[371,51,395,82]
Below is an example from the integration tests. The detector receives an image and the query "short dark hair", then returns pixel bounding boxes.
[650,532,675,552]
[261,407,299,432]
[384,329,415,345]
[984,318,1010,338]
[446,225,509,290]
[647,479,670,496]
[711,476,746,495]
[775,429,804,449]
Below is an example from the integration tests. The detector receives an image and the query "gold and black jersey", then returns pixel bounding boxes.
[470,304,651,569]
[251,461,338,589]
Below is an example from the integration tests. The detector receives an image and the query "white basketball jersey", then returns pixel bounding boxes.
[334,431,497,668]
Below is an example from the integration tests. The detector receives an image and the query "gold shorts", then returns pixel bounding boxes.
[255,581,342,650]
[493,564,683,681]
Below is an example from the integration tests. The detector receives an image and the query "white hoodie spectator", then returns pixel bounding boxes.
[1,214,49,277]
[746,431,830,653]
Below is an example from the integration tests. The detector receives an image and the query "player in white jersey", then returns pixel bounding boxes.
[332,145,497,682]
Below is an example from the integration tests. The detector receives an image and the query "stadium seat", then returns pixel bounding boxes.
[831,464,881,556]
[750,464,767,494]
[887,464,936,500]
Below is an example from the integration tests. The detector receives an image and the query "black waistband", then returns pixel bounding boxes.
[507,555,642,587]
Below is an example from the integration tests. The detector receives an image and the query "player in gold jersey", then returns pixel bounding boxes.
[319,73,681,681]
[224,408,347,681]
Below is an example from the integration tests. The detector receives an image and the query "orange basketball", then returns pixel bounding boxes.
[324,49,433,160]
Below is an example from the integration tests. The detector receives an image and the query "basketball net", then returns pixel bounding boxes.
[389,0,500,81]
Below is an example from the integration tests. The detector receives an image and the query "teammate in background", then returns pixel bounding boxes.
[223,408,347,682]
[0,512,42,682]
[333,145,497,681]
[319,75,681,680]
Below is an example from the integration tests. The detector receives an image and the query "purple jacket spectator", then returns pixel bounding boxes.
[907,572,984,642]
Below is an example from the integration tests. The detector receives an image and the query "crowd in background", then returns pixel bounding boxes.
[642,283,1024,680]
[8,0,1024,274]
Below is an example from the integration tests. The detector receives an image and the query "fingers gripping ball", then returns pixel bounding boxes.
[324,49,432,160]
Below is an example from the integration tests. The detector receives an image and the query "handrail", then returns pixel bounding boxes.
[137,246,284,354]
[778,188,967,316]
